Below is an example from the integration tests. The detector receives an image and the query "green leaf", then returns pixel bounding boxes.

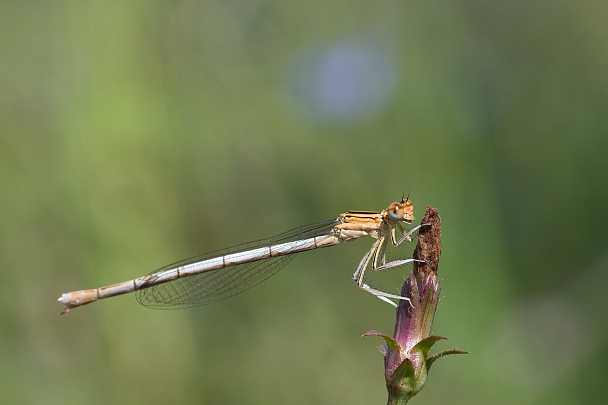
[362,330,401,353]
[410,335,447,358]
[427,349,469,369]
[391,357,416,382]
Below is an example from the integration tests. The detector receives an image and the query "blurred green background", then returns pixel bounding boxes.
[2,1,607,404]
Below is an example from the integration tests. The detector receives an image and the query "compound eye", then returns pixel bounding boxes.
[387,202,402,221]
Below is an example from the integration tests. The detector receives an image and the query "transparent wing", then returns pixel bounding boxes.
[136,219,339,309]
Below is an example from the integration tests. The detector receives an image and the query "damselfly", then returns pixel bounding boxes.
[58,198,421,314]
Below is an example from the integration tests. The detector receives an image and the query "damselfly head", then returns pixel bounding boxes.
[387,198,414,223]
